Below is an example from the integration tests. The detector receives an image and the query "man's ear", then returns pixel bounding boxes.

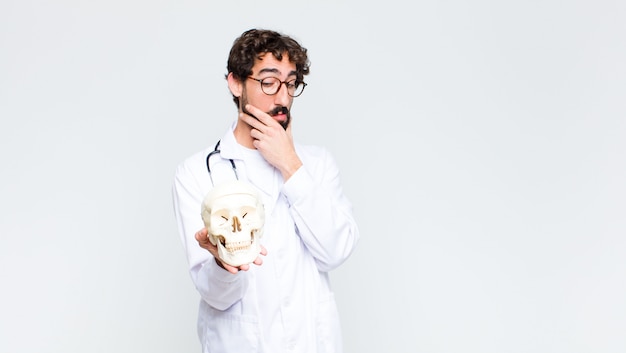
[227,72,242,98]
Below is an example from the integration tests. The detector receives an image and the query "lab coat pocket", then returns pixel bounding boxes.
[202,305,260,352]
[316,292,343,353]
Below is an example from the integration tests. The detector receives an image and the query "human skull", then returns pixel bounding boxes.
[200,180,265,267]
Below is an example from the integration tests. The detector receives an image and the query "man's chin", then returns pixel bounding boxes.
[281,117,290,130]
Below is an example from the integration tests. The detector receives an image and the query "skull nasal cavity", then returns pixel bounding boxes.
[231,216,242,232]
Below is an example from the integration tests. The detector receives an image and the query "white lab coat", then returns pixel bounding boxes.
[172,124,359,353]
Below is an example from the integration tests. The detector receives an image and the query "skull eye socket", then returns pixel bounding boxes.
[239,206,257,224]
[211,210,230,227]
[209,205,259,232]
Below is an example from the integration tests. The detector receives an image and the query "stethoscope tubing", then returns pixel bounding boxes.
[206,140,238,186]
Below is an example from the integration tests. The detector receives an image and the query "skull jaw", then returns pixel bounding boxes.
[208,229,263,267]
[216,240,261,267]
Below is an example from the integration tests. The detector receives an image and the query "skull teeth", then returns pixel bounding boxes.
[225,240,252,252]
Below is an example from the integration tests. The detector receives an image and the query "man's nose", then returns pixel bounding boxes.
[274,83,291,105]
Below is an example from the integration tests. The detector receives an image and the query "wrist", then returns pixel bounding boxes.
[280,158,302,181]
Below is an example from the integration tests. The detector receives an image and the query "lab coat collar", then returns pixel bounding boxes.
[216,122,242,161]
[218,123,281,214]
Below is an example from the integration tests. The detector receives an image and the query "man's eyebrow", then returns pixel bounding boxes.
[257,68,298,77]
[258,68,279,75]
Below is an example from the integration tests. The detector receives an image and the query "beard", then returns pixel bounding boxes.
[241,95,291,130]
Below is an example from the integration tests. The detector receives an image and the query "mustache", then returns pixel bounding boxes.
[269,106,289,116]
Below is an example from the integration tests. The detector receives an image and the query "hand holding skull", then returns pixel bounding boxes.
[195,228,267,274]
[200,180,266,271]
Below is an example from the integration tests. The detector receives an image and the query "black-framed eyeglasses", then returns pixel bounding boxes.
[247,76,307,97]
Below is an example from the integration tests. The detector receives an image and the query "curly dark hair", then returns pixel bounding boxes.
[226,29,311,107]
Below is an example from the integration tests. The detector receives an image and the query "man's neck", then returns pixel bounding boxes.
[233,121,255,149]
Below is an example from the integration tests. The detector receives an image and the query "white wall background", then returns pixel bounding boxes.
[1,1,624,352]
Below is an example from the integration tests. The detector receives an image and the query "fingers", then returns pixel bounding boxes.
[243,104,274,126]
[195,228,209,243]
[241,104,285,136]
[224,262,243,274]
[222,260,256,274]
[251,245,268,266]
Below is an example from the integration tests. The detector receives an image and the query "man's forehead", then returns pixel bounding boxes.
[254,53,296,75]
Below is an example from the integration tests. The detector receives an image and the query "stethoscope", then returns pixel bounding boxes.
[206,140,239,186]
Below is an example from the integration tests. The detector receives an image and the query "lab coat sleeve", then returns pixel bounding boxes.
[172,160,249,311]
[282,147,360,272]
